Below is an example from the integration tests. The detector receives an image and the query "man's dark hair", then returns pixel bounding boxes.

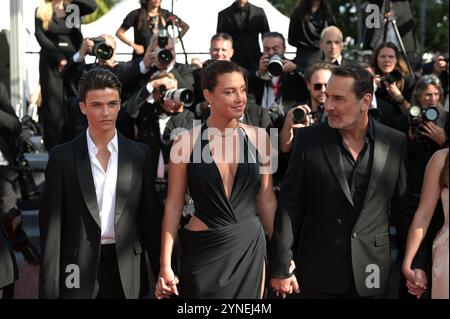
[201,60,247,92]
[304,62,336,83]
[79,68,122,102]
[262,31,286,47]
[331,64,374,100]
[211,32,233,45]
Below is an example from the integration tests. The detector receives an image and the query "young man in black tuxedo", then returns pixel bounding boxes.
[39,68,162,299]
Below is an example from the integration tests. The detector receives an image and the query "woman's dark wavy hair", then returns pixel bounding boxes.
[201,60,247,92]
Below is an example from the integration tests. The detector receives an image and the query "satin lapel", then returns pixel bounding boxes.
[321,124,354,206]
[75,134,101,228]
[114,134,134,226]
[363,122,389,205]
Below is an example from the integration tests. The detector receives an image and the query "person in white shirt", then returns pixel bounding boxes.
[39,68,162,299]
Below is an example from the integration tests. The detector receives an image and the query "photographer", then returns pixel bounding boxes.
[371,42,416,117]
[1,83,43,297]
[60,34,147,140]
[279,62,335,153]
[124,32,194,124]
[422,52,449,98]
[390,74,447,298]
[248,32,309,127]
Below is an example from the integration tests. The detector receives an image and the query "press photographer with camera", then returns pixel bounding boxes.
[279,62,335,154]
[1,83,43,298]
[60,34,151,141]
[124,31,195,124]
[371,42,416,118]
[389,74,448,298]
[248,32,309,126]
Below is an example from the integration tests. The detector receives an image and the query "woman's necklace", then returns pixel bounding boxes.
[207,120,241,138]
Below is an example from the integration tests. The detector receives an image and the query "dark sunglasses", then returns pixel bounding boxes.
[313,83,327,90]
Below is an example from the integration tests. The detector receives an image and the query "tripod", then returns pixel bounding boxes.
[382,0,414,75]
[168,0,188,64]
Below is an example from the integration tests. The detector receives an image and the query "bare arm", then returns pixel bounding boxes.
[254,127,277,238]
[156,130,193,298]
[402,149,448,275]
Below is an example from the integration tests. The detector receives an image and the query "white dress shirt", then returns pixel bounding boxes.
[86,129,118,244]
[157,113,171,178]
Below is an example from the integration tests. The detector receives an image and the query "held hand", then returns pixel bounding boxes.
[420,122,446,146]
[403,266,428,298]
[132,43,145,55]
[155,267,179,299]
[270,260,300,298]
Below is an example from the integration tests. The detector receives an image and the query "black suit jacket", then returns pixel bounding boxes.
[39,132,162,299]
[217,2,270,71]
[270,120,409,297]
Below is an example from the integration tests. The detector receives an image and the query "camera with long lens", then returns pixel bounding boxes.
[89,37,113,60]
[156,29,173,67]
[381,69,402,84]
[409,105,440,142]
[161,87,194,107]
[292,108,307,124]
[267,54,283,77]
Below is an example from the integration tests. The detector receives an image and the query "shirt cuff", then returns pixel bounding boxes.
[146,83,155,104]
[139,60,149,74]
[73,51,83,63]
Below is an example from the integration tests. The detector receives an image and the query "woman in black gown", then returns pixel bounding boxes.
[156,61,277,299]
[35,0,96,150]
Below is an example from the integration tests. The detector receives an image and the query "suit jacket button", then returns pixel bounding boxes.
[351,232,357,239]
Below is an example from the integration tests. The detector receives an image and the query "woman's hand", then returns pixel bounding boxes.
[155,267,179,299]
[384,81,403,102]
[402,265,428,299]
[131,43,145,55]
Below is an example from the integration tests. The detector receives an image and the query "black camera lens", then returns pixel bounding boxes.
[292,108,306,124]
[267,54,283,77]
[157,49,173,66]
[384,69,402,84]
[424,107,439,121]
[90,37,113,60]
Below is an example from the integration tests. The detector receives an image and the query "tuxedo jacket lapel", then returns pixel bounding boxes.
[321,124,354,206]
[114,134,133,226]
[75,134,101,228]
[363,121,389,205]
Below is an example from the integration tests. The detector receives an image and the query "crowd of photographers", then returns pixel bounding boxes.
[0,0,448,299]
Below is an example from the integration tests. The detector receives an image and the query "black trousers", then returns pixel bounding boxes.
[0,283,14,299]
[97,244,125,299]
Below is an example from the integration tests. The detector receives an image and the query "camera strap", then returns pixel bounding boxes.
[269,76,282,100]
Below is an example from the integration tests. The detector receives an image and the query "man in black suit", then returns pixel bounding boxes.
[270,65,409,298]
[217,0,270,72]
[0,83,20,299]
[39,68,162,299]
[319,26,349,66]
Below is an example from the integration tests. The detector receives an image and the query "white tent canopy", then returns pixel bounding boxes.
[4,0,294,98]
[82,0,296,62]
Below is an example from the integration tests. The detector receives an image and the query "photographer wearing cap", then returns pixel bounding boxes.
[390,74,447,298]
